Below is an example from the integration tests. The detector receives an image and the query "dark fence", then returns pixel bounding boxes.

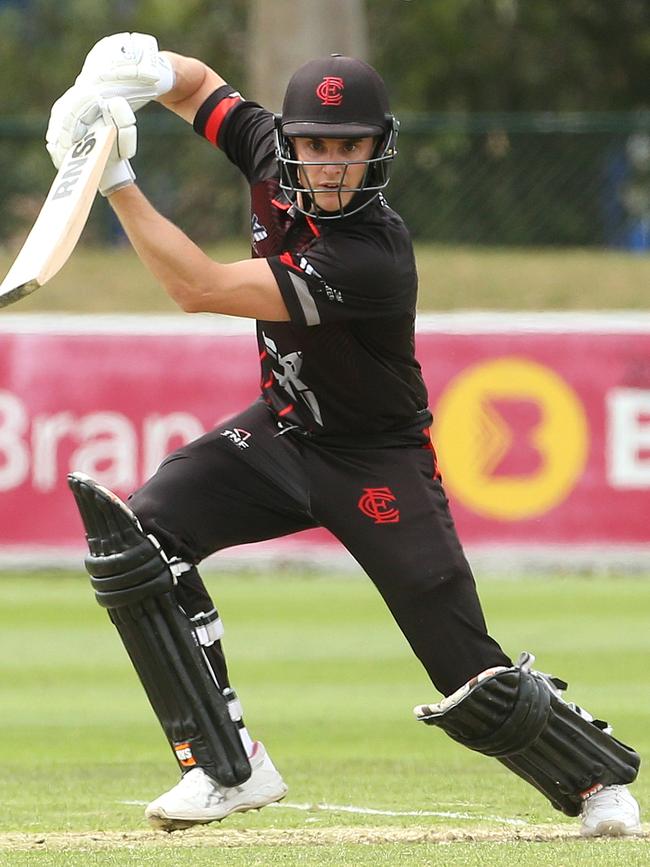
[2,111,650,250]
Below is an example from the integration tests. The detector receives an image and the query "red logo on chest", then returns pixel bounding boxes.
[316,76,344,106]
[358,487,400,524]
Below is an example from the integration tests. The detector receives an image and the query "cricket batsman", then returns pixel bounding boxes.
[45,33,642,835]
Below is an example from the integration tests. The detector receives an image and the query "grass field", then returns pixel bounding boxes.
[2,242,650,313]
[0,570,648,865]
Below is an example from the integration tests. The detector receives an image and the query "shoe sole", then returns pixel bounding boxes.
[580,820,642,838]
[146,788,288,832]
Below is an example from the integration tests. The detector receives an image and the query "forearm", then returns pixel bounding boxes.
[108,185,222,309]
[158,52,227,123]
[107,185,288,320]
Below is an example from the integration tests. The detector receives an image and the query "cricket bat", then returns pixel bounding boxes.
[0,124,117,309]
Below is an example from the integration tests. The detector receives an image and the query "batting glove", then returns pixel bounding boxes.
[46,85,105,169]
[75,32,175,112]
[46,88,137,196]
[98,96,137,197]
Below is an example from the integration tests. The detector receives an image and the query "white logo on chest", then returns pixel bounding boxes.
[262,332,323,426]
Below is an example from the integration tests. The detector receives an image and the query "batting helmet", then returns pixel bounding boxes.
[275,55,399,219]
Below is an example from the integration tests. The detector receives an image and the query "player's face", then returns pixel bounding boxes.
[292,136,377,213]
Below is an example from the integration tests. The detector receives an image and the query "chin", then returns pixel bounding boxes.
[315,195,352,212]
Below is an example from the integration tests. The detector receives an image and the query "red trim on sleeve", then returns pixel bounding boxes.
[279,251,301,271]
[278,403,295,417]
[205,96,241,147]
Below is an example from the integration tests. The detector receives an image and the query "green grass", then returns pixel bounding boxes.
[2,243,650,313]
[0,571,647,864]
[3,841,650,867]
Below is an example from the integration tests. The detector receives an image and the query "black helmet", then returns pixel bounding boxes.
[275,55,399,219]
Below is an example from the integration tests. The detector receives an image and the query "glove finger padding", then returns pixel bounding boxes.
[98,96,137,197]
[46,87,137,195]
[103,96,137,160]
[78,32,162,86]
[46,87,105,169]
[76,32,175,112]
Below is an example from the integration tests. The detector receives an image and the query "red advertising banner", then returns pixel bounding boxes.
[1,313,649,565]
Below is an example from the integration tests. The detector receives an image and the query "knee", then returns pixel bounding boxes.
[401,557,475,599]
[128,485,197,564]
[128,484,161,529]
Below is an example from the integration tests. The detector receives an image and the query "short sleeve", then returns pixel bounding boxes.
[193,86,277,183]
[267,229,417,327]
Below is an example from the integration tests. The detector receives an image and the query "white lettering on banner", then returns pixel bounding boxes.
[607,388,650,488]
[70,412,137,490]
[32,412,76,491]
[32,411,137,491]
[0,391,30,491]
[0,390,207,492]
[143,413,206,478]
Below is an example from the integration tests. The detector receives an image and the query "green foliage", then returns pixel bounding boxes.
[367,0,650,112]
[2,1,648,117]
[0,1,250,244]
[0,0,247,114]
[2,3,650,249]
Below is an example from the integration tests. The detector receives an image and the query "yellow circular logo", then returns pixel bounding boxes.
[433,357,589,521]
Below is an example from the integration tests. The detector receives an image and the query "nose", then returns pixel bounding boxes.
[321,160,343,178]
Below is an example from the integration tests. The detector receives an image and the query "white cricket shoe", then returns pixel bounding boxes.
[580,785,642,837]
[145,742,288,831]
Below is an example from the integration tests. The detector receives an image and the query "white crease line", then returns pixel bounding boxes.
[268,802,528,826]
[117,799,527,826]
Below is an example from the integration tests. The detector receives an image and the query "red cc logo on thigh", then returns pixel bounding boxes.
[358,487,400,524]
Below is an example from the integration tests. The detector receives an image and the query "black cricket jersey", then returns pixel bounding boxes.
[194,86,432,446]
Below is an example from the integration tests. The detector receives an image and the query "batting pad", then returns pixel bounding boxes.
[415,654,640,816]
[68,472,251,787]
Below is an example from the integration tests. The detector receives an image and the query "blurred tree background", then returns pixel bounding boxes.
[2,0,648,114]
[370,0,650,112]
[1,0,649,249]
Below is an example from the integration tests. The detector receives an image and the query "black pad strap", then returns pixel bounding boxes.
[68,472,251,787]
[417,662,640,816]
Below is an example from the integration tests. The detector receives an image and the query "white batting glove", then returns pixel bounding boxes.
[46,86,105,168]
[46,87,137,196]
[75,32,175,112]
[98,96,137,197]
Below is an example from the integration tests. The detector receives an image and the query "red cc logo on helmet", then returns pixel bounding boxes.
[316,76,344,106]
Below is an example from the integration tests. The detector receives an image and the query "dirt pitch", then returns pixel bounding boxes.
[1,824,647,851]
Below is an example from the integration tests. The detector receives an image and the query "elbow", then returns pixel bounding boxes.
[177,295,206,314]
[167,280,206,313]
[177,295,202,314]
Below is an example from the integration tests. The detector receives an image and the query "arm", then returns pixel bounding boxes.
[157,52,227,124]
[108,185,289,321]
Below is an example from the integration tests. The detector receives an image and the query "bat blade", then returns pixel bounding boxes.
[0,124,117,309]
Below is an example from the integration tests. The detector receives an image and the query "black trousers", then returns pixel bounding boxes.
[130,400,510,696]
